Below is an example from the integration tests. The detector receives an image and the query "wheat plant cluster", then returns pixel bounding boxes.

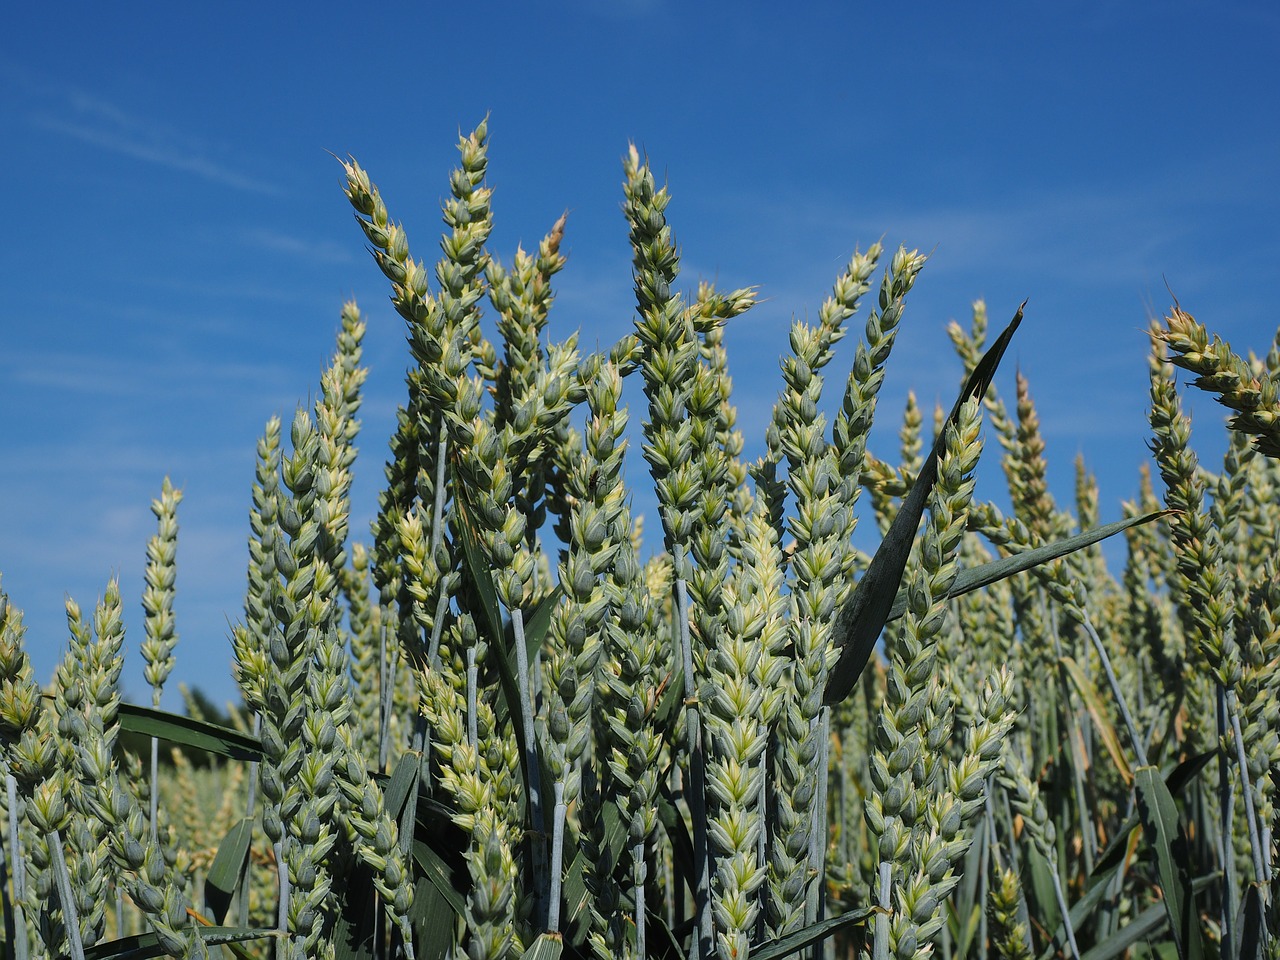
[2,120,1279,960]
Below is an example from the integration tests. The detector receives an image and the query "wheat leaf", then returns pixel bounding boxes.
[115,702,261,762]
[204,817,254,924]
[825,301,1024,704]
[1060,655,1134,784]
[83,927,278,960]
[1134,765,1206,960]
[518,933,565,960]
[752,907,877,960]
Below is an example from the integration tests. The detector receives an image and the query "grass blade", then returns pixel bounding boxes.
[902,511,1168,622]
[452,492,531,771]
[752,907,876,960]
[83,927,278,960]
[1093,750,1216,875]
[1134,765,1206,960]
[519,932,565,960]
[1060,655,1134,785]
[411,839,468,919]
[204,817,254,924]
[413,872,458,960]
[826,301,1024,704]
[1235,883,1265,960]
[1078,876,1218,960]
[115,702,262,761]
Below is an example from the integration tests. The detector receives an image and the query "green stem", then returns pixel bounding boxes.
[675,567,711,960]
[48,829,84,960]
[512,608,546,927]
[427,430,451,669]
[1217,685,1236,960]
[274,838,289,960]
[149,735,160,842]
[548,779,566,933]
[4,773,27,960]
[808,706,831,960]
[466,646,479,750]
[1080,610,1148,767]
[239,714,261,926]
[872,861,891,960]
[379,619,393,772]
[1049,855,1081,960]
[634,840,648,959]
[1227,690,1270,885]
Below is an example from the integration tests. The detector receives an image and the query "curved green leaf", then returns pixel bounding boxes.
[519,932,565,960]
[1060,654,1133,784]
[826,302,1024,705]
[83,927,277,960]
[1078,876,1218,960]
[929,511,1168,621]
[1135,765,1205,960]
[412,838,468,920]
[1236,883,1266,960]
[751,907,876,960]
[116,702,262,761]
[1093,750,1215,876]
[204,817,254,924]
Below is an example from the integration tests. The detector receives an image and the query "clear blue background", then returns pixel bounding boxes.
[2,2,1277,710]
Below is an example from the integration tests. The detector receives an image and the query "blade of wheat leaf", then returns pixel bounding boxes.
[825,300,1025,705]
[453,488,506,644]
[505,583,564,710]
[648,914,690,960]
[652,662,685,731]
[950,904,982,960]
[1092,749,1216,875]
[751,907,878,960]
[115,701,261,761]
[1237,883,1266,960]
[518,932,565,960]
[1134,765,1207,960]
[658,785,698,898]
[1075,875,1218,960]
[882,510,1170,625]
[83,927,279,960]
[1038,858,1126,960]
[382,749,419,813]
[1025,845,1064,947]
[330,860,380,960]
[452,491,540,791]
[415,878,459,960]
[405,787,470,921]
[453,488,563,806]
[412,839,468,919]
[204,817,254,924]
[559,798,626,945]
[1060,654,1134,784]
[952,818,988,955]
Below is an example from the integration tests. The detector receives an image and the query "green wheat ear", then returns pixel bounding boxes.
[8,116,1279,960]
[1155,304,1280,458]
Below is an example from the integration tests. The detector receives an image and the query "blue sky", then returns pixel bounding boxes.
[2,2,1277,710]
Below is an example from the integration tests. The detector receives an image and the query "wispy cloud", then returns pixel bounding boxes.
[12,68,281,195]
[709,156,1275,291]
[3,348,292,399]
[243,228,355,264]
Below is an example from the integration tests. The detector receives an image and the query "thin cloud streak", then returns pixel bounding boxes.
[10,70,282,195]
[34,115,281,195]
[4,350,293,397]
[243,228,356,264]
[717,154,1277,289]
